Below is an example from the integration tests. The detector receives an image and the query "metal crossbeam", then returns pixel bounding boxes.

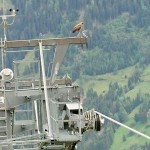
[2,37,87,48]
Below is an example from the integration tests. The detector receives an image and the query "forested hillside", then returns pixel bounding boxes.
[0,0,150,150]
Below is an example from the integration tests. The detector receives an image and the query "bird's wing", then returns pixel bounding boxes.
[72,23,81,33]
[72,24,78,31]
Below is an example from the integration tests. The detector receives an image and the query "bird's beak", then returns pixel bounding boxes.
[83,23,85,30]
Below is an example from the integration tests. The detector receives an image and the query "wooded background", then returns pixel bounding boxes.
[0,0,150,149]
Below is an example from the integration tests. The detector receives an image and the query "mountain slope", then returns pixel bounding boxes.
[0,1,150,150]
[78,64,150,150]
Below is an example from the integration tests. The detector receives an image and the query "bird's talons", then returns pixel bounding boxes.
[77,30,88,38]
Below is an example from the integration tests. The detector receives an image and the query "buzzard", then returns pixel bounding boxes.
[72,22,84,33]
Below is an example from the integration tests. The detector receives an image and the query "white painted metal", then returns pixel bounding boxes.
[66,103,83,110]
[39,41,52,138]
[50,44,69,85]
[0,68,14,81]
[34,101,40,134]
[79,101,81,139]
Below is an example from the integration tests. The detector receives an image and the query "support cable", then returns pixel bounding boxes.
[95,111,150,140]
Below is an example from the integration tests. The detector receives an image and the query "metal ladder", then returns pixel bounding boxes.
[0,84,7,149]
[0,109,7,140]
[0,84,13,150]
[0,108,9,149]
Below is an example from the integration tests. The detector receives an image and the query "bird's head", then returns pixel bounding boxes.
[81,22,84,29]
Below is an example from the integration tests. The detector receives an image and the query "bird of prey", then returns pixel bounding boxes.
[72,22,84,33]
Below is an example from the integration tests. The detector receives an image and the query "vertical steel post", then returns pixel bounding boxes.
[34,101,40,134]
[79,101,82,140]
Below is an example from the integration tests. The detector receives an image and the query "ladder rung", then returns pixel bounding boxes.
[0,135,7,137]
[0,135,7,140]
[0,117,6,121]
[0,126,6,129]
[13,148,38,150]
[0,126,7,132]
[0,145,8,148]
